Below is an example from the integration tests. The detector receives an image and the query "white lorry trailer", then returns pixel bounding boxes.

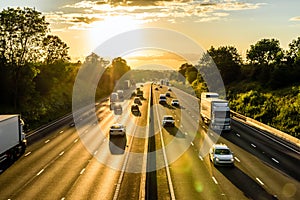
[200,98,231,131]
[0,115,27,162]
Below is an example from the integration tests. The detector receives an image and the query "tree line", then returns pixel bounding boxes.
[178,37,300,138]
[0,7,130,131]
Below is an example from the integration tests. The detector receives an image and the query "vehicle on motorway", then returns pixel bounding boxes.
[209,144,234,166]
[0,115,27,162]
[162,115,175,127]
[155,87,159,91]
[109,124,126,137]
[200,97,231,131]
[131,104,140,113]
[168,87,172,91]
[166,92,171,97]
[117,90,124,100]
[136,88,143,98]
[110,92,118,110]
[113,103,122,114]
[159,94,167,104]
[134,97,142,105]
[171,99,180,107]
[201,92,219,99]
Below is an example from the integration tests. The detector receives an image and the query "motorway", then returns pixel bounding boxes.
[0,83,299,200]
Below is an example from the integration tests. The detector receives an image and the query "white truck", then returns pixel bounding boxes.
[201,92,219,99]
[0,115,27,162]
[200,98,231,131]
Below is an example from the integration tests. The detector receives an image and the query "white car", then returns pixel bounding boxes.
[171,99,180,107]
[209,144,234,166]
[162,115,175,127]
[109,124,126,137]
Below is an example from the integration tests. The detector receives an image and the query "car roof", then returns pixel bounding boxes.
[213,144,230,149]
[110,124,124,129]
[163,115,174,118]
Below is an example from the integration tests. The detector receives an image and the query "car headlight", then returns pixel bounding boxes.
[231,158,234,162]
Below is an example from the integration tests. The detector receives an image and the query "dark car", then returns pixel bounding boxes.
[131,104,140,112]
[166,92,171,97]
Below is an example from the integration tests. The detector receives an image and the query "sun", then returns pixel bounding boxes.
[88,15,142,52]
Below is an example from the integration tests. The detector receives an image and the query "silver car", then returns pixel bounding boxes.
[109,124,126,137]
[209,144,234,166]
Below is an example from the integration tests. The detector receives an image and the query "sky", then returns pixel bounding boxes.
[0,0,300,69]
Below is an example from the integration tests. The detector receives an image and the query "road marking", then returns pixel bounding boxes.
[234,157,240,162]
[59,151,64,156]
[59,130,64,133]
[191,142,194,146]
[74,139,78,143]
[199,155,203,161]
[180,125,183,128]
[256,178,264,185]
[184,132,188,135]
[212,176,218,184]
[236,133,240,137]
[61,198,65,200]
[80,168,85,175]
[251,143,256,148]
[45,139,50,144]
[84,130,89,133]
[93,150,98,155]
[36,169,44,176]
[272,158,279,163]
[24,152,31,157]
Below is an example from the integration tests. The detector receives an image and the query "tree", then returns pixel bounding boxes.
[246,38,283,66]
[207,46,242,85]
[0,7,49,109]
[42,35,70,64]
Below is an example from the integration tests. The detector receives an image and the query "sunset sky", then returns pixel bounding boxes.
[1,0,300,69]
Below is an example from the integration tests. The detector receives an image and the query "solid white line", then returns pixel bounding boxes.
[234,157,240,162]
[80,168,85,175]
[272,158,279,163]
[155,93,176,200]
[36,169,44,176]
[45,139,50,144]
[24,152,31,157]
[256,178,264,185]
[212,176,218,184]
[251,143,256,148]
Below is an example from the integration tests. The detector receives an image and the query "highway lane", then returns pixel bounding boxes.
[152,85,247,199]
[170,86,300,200]
[0,85,150,200]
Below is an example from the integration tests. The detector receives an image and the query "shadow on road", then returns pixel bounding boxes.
[109,136,127,155]
[164,126,186,138]
[215,165,277,200]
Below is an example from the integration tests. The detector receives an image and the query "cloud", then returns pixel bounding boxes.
[290,16,300,21]
[46,0,264,31]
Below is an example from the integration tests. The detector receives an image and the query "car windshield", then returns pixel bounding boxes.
[111,125,123,129]
[164,116,174,120]
[215,149,231,155]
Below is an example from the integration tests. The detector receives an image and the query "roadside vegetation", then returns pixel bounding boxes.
[0,7,130,131]
[179,38,300,138]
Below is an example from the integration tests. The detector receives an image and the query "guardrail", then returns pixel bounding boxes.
[231,110,300,148]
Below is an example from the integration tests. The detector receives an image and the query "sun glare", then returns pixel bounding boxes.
[88,15,142,52]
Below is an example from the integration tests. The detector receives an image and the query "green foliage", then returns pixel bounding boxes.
[230,88,300,138]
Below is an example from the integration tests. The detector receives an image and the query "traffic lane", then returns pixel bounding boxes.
[156,89,279,199]
[216,136,300,200]
[0,104,113,199]
[226,119,300,181]
[152,89,243,200]
[0,123,79,198]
